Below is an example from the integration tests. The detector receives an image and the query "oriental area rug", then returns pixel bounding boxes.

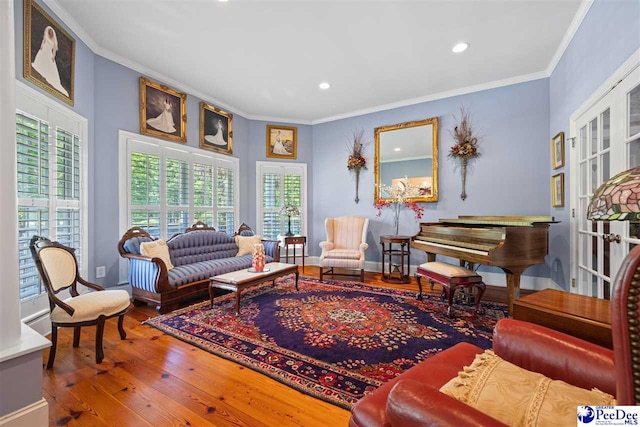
[144,276,507,409]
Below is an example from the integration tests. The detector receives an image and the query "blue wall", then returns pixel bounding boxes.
[12,0,640,290]
[312,79,551,275]
[548,0,640,289]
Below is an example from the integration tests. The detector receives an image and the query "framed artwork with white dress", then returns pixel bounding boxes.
[23,0,75,106]
[266,125,297,159]
[139,77,187,143]
[200,101,233,155]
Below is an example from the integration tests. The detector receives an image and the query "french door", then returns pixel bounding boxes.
[573,65,640,298]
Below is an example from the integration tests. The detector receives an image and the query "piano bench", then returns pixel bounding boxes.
[415,262,486,317]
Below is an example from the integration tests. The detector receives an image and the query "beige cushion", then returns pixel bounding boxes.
[140,239,174,270]
[419,261,479,278]
[51,290,130,323]
[235,235,262,256]
[439,349,616,427]
[323,249,362,260]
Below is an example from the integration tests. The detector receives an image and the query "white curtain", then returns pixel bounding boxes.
[0,0,21,350]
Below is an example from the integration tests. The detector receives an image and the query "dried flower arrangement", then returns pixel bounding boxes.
[449,107,480,160]
[449,107,481,200]
[347,130,369,204]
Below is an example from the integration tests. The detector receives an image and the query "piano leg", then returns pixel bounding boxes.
[501,269,524,316]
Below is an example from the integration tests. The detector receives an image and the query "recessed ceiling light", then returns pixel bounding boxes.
[394,148,401,152]
[452,42,469,53]
[319,82,331,90]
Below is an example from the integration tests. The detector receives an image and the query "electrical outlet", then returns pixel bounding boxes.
[96,266,106,279]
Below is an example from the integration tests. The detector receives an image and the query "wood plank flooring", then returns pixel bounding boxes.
[42,267,513,427]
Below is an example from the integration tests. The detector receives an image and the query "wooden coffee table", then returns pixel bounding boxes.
[209,262,299,316]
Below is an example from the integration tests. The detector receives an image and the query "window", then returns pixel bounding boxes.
[16,83,88,305]
[121,132,239,240]
[256,161,307,240]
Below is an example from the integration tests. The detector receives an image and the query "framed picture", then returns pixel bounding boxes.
[23,0,75,105]
[552,173,564,207]
[552,131,565,169]
[266,125,297,159]
[200,102,233,155]
[140,77,187,143]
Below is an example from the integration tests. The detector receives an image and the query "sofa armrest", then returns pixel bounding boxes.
[261,239,281,262]
[385,380,507,427]
[121,253,170,293]
[493,318,616,395]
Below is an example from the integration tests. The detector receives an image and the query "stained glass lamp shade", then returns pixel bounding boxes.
[587,166,640,221]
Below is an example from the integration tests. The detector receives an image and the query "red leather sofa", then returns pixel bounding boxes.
[349,243,640,426]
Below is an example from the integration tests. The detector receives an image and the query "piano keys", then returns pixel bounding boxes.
[411,215,555,315]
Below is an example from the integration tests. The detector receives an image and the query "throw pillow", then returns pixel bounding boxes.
[140,240,174,270]
[439,349,615,427]
[235,235,262,257]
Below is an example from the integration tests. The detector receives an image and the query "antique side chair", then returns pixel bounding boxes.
[30,236,130,368]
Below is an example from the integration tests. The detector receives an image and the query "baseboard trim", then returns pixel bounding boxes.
[0,398,48,427]
[307,257,555,291]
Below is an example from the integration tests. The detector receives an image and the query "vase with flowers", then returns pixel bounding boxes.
[449,107,480,201]
[347,130,369,204]
[279,204,300,236]
[374,178,424,235]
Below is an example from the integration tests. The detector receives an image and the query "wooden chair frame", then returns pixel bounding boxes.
[30,236,128,368]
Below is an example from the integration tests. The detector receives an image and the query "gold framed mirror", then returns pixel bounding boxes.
[374,117,439,203]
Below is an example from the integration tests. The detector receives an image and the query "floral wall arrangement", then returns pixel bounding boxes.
[347,130,369,204]
[449,107,481,201]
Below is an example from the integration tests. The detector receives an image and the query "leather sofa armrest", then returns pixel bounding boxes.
[385,380,507,427]
[493,318,616,395]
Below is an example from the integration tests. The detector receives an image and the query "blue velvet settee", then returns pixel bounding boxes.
[117,223,280,313]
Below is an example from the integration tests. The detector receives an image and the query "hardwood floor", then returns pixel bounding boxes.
[42,267,512,427]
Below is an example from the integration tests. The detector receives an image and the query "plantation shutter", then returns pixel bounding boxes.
[193,162,214,227]
[130,151,161,236]
[216,167,235,234]
[16,104,86,302]
[165,156,190,236]
[256,162,307,241]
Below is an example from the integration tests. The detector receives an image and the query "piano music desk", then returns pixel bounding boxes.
[513,289,611,348]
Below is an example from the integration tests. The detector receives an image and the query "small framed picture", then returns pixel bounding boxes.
[200,102,233,155]
[23,0,75,105]
[266,125,297,159]
[552,173,564,207]
[140,77,187,143]
[552,131,565,169]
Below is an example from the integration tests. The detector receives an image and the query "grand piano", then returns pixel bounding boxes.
[411,215,555,315]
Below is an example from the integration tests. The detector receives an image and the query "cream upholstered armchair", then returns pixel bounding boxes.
[319,216,369,281]
[30,236,130,368]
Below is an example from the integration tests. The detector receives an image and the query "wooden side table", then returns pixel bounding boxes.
[380,235,411,284]
[513,288,612,348]
[284,235,306,268]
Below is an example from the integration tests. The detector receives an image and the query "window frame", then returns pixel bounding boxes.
[255,161,308,240]
[119,130,239,281]
[16,81,89,318]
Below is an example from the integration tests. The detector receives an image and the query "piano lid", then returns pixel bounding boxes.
[438,215,556,227]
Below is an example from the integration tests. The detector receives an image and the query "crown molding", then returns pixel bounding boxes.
[546,0,594,76]
[311,71,549,125]
[41,0,576,126]
[41,0,252,120]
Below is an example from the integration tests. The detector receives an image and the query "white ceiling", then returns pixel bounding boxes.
[52,0,586,124]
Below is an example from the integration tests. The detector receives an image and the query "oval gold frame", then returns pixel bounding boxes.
[374,117,439,203]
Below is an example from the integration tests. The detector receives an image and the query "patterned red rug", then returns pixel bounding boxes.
[144,276,507,409]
